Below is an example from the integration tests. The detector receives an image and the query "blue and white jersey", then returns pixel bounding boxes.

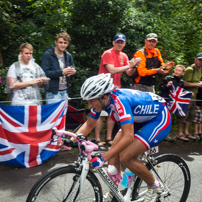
[89,89,166,126]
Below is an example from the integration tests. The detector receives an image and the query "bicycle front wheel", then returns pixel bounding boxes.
[26,165,103,202]
[132,154,191,202]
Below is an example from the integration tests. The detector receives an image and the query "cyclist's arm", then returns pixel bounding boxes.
[77,117,97,136]
[67,117,98,143]
[101,123,134,162]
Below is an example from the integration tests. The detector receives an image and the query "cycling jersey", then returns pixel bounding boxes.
[89,89,172,149]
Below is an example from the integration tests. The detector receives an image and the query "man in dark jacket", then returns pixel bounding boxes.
[41,32,76,104]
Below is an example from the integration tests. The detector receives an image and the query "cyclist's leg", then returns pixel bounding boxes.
[120,138,155,186]
[120,106,172,186]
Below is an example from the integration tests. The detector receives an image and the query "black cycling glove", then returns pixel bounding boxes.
[63,138,74,147]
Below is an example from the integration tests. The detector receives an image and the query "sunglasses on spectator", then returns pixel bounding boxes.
[147,34,158,39]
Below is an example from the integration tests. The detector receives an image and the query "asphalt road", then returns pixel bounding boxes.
[0,139,201,202]
[159,141,202,202]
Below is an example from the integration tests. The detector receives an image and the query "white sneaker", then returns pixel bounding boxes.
[144,181,164,202]
[143,189,158,202]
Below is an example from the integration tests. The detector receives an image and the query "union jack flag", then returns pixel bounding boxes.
[168,85,192,116]
[0,100,67,167]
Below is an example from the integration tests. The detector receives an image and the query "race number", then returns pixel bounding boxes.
[147,146,159,155]
[148,92,166,103]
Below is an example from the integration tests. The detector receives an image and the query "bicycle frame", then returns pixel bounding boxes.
[27,128,191,202]
[75,157,142,202]
[52,127,165,202]
[97,168,125,202]
[95,152,164,202]
[72,153,127,202]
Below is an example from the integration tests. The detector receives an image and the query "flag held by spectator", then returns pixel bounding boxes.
[168,85,192,116]
[0,100,67,168]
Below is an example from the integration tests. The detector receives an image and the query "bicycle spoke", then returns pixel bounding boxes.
[132,154,190,202]
[26,166,102,202]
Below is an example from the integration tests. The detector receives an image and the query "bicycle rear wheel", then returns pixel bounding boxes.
[26,165,102,202]
[132,154,191,202]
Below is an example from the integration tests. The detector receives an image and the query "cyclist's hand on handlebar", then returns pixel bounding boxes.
[63,138,74,147]
[57,138,74,148]
[57,140,64,148]
[91,157,104,169]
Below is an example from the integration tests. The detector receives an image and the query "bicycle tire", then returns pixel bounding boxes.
[132,154,191,202]
[26,165,103,202]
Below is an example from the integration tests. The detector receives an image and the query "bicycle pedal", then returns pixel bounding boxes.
[160,190,170,197]
[134,198,144,202]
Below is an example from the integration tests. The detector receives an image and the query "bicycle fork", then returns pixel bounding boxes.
[65,158,90,202]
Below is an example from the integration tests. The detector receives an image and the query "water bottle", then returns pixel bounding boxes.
[121,168,134,188]
[107,165,122,186]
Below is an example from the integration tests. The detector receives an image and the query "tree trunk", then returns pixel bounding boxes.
[0,51,3,69]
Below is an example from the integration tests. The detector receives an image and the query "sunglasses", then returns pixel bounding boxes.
[147,34,157,39]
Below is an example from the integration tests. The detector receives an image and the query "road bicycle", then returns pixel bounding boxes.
[26,127,191,202]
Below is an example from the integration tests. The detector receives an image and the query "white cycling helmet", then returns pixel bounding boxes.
[80,73,114,100]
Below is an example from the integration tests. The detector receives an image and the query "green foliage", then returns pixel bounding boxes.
[0,0,34,67]
[170,0,202,64]
[0,67,9,102]
[69,0,130,72]
[0,0,202,109]
[120,0,177,88]
[64,0,131,107]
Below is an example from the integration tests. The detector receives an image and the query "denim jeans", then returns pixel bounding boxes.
[46,90,68,104]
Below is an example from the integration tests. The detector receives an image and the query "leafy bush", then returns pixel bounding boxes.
[0,0,202,109]
[0,67,9,102]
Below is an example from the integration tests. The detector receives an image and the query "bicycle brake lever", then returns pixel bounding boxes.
[50,129,56,144]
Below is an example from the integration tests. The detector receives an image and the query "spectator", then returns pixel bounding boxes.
[193,78,202,141]
[159,65,186,142]
[177,53,202,141]
[6,43,50,106]
[41,32,76,104]
[126,33,175,93]
[159,64,185,101]
[95,33,141,150]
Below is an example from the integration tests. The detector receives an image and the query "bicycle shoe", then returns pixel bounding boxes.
[144,181,163,202]
[143,189,158,202]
